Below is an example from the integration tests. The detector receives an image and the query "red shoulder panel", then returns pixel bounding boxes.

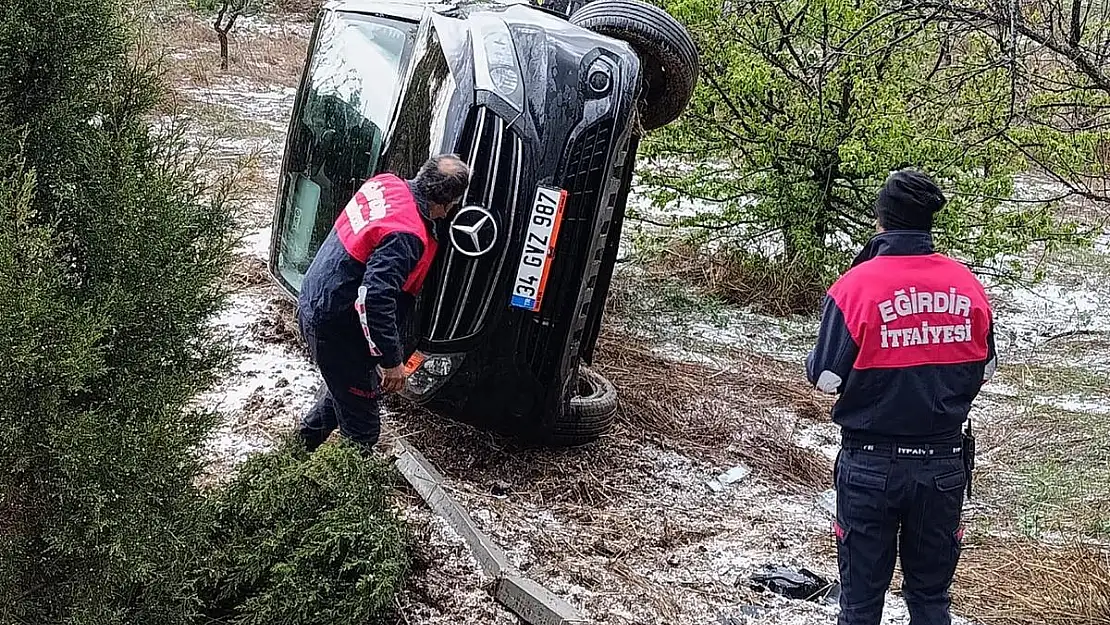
[829,255,992,370]
[333,173,438,295]
[335,173,419,262]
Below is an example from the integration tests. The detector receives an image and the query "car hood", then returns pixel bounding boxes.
[429,2,637,162]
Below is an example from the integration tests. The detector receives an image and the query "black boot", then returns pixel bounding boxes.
[296,426,328,453]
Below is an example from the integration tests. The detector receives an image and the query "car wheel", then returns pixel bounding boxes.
[551,366,618,445]
[570,0,699,131]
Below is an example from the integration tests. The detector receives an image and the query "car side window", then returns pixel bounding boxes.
[274,11,415,291]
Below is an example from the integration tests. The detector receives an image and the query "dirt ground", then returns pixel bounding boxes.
[162,7,1110,625]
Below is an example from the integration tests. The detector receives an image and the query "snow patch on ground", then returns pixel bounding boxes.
[200,294,316,411]
[796,422,840,462]
[234,13,314,38]
[241,225,274,259]
[1034,396,1110,415]
[180,82,296,132]
[394,508,521,624]
[195,292,319,473]
[992,281,1110,356]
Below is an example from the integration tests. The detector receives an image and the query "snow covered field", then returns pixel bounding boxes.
[162,9,1109,624]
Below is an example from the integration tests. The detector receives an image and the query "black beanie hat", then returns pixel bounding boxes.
[875,169,947,231]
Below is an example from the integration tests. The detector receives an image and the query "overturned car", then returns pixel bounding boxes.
[268,0,698,445]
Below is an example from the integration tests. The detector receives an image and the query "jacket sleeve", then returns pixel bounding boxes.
[356,232,424,368]
[982,320,997,383]
[805,294,860,394]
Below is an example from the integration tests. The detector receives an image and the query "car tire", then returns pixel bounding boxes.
[570,0,699,131]
[551,366,618,445]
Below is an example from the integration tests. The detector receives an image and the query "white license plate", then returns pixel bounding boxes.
[510,185,568,312]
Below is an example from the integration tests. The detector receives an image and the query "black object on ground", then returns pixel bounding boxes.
[749,566,841,604]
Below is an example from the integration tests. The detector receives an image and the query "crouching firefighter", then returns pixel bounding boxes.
[806,169,996,625]
[295,154,470,453]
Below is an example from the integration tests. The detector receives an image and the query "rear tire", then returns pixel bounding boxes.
[570,0,699,131]
[550,366,618,446]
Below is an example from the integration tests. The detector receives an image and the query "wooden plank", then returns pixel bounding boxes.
[388,436,589,625]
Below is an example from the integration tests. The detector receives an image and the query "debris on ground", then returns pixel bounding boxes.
[707,464,752,492]
[750,565,840,604]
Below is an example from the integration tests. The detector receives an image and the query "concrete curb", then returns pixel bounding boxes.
[391,437,589,625]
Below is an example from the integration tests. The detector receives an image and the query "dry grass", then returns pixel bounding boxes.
[149,10,309,90]
[228,253,271,290]
[645,240,828,317]
[954,539,1110,625]
[810,525,1110,625]
[270,0,323,13]
[593,328,832,489]
[383,412,637,509]
[968,387,1110,540]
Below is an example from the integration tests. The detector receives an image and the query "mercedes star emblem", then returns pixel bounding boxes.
[448,206,498,257]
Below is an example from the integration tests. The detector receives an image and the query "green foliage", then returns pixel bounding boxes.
[641,0,1094,305]
[198,438,411,625]
[0,2,412,624]
[0,0,236,621]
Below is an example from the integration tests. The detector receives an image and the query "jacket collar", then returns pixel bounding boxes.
[850,230,935,268]
[407,180,438,241]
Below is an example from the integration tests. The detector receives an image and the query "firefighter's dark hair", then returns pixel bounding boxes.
[414,154,470,206]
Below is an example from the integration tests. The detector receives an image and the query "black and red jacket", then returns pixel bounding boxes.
[297,173,438,368]
[806,231,997,444]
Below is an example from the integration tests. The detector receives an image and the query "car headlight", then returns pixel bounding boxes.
[488,65,520,95]
[470,16,523,108]
[402,352,465,398]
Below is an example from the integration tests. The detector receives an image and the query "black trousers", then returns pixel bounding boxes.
[834,445,967,625]
[296,316,383,451]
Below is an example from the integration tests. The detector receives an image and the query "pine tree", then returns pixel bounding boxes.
[0,0,236,622]
[198,438,411,625]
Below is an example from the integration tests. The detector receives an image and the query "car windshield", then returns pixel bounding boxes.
[274,12,413,292]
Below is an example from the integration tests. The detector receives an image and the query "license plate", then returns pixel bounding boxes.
[510,185,567,312]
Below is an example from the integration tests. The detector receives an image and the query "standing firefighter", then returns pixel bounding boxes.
[806,169,996,625]
[295,154,470,453]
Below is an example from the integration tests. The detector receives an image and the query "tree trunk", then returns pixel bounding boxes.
[219,32,229,70]
[1069,0,1082,47]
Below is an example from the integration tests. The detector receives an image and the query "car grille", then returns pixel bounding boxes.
[422,107,523,342]
[525,119,615,372]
